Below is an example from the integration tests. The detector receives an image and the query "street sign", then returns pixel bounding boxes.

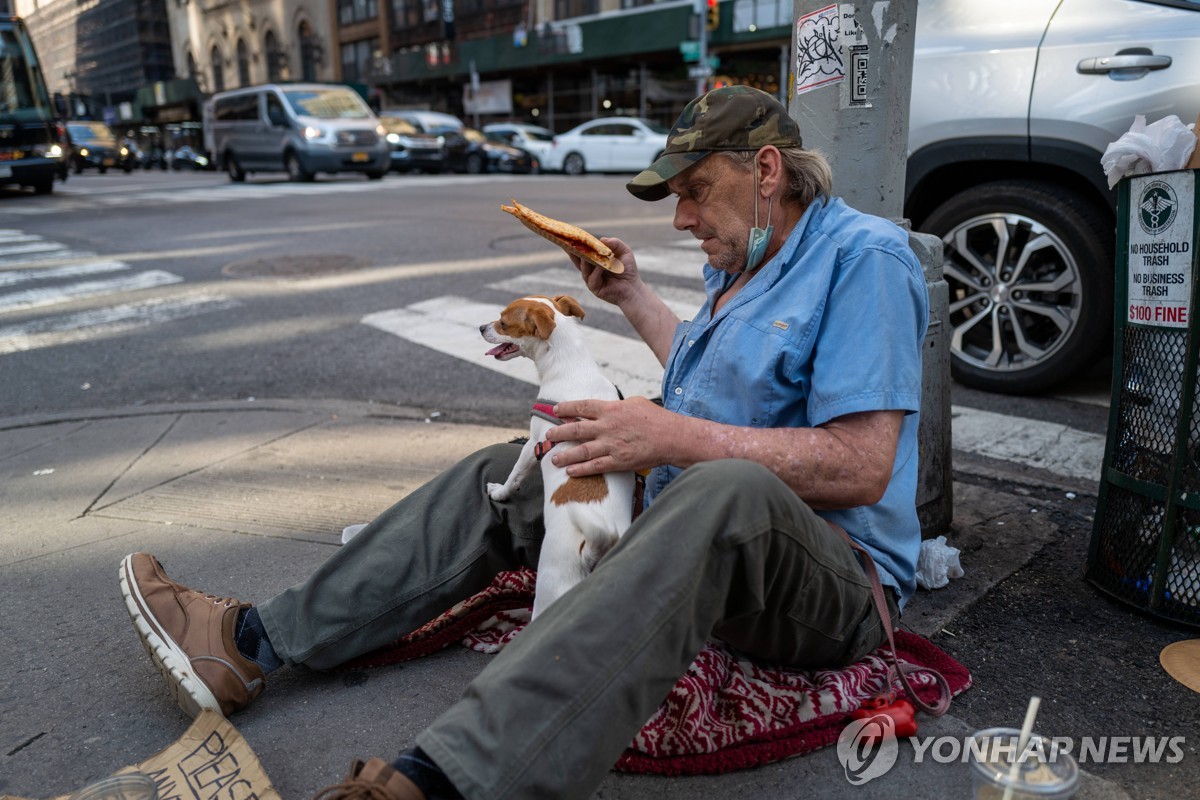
[679,40,700,62]
[688,65,713,79]
[707,55,720,69]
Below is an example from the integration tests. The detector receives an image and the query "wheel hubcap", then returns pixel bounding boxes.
[942,213,1082,375]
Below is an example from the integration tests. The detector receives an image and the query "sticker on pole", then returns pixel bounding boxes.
[1127,171,1195,328]
[795,4,842,96]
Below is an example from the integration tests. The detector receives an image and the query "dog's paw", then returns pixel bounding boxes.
[580,532,619,572]
[487,482,512,501]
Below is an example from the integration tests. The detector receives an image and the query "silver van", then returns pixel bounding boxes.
[204,83,390,182]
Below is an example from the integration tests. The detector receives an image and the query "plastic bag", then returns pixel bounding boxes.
[1101,114,1198,189]
[915,535,964,590]
[341,523,367,544]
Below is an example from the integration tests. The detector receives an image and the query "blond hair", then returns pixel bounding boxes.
[721,146,833,208]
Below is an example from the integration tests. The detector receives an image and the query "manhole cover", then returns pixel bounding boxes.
[222,254,370,279]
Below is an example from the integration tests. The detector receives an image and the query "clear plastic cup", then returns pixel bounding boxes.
[969,727,1079,800]
[68,772,158,800]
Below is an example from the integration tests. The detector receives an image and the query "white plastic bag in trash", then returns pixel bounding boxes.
[915,535,964,590]
[1101,114,1197,189]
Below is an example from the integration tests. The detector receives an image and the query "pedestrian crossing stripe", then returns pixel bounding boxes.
[0,230,239,355]
[364,296,668,399]
[0,292,239,355]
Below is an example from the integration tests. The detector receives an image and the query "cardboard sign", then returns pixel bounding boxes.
[2,711,281,800]
[1126,170,1196,328]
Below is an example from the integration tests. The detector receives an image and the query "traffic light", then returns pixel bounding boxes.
[705,0,719,31]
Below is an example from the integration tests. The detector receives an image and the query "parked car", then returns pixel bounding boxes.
[443,127,538,174]
[66,121,133,174]
[542,116,668,175]
[388,109,463,138]
[170,146,213,171]
[906,0,1200,394]
[482,122,556,170]
[378,112,446,173]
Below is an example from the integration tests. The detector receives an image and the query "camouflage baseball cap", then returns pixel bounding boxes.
[627,85,801,201]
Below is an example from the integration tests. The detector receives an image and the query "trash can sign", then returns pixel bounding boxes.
[1127,171,1195,328]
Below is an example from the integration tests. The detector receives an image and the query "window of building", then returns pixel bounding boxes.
[339,0,379,25]
[299,21,320,81]
[340,39,377,82]
[553,0,598,19]
[731,0,790,32]
[211,46,224,92]
[236,40,251,87]
[264,31,284,82]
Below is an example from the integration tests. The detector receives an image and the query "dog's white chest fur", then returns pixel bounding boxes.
[480,295,636,618]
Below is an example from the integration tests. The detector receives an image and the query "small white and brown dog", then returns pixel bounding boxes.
[480,294,635,618]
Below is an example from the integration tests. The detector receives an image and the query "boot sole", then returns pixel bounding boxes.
[119,554,222,719]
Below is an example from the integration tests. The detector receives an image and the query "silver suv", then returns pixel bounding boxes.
[906,0,1199,394]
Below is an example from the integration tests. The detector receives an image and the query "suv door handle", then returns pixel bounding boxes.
[1077,54,1171,74]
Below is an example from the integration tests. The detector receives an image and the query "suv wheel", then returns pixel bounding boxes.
[465,152,485,174]
[226,151,246,183]
[920,179,1113,394]
[563,153,586,176]
[285,152,314,182]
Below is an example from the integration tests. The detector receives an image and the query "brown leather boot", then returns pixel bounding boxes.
[120,552,265,718]
[313,759,427,800]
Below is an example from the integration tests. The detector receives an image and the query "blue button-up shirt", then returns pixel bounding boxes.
[646,196,929,606]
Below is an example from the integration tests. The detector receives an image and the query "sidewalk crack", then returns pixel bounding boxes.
[79,414,182,519]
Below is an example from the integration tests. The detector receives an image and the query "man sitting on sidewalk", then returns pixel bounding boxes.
[120,85,929,800]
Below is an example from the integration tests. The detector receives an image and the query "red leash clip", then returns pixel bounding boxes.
[850,694,918,739]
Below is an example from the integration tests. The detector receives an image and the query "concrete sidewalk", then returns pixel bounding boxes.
[0,400,1131,799]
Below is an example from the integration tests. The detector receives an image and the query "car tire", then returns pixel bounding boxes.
[563,153,586,176]
[226,151,246,183]
[285,152,314,182]
[31,176,53,195]
[465,152,485,174]
[919,179,1114,395]
[366,169,386,180]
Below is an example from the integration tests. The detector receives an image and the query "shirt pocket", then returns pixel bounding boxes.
[693,317,794,426]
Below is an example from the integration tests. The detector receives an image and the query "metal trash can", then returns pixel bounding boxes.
[1087,168,1200,626]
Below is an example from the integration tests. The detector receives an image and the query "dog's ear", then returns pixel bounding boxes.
[527,303,558,339]
[553,295,585,320]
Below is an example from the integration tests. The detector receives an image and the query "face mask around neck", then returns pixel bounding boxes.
[743,166,775,273]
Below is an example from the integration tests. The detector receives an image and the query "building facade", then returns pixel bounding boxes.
[327,0,792,130]
[165,0,338,95]
[16,0,174,121]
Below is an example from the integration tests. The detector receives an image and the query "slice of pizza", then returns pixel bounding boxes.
[501,199,624,274]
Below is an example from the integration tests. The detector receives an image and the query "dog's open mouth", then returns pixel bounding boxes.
[486,343,520,360]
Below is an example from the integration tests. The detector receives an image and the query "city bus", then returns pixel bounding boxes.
[0,4,63,194]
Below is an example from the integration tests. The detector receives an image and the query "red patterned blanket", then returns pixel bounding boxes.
[341,568,971,775]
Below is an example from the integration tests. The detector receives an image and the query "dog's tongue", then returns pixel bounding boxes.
[486,344,517,358]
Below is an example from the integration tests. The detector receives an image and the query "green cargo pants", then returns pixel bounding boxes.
[258,442,894,800]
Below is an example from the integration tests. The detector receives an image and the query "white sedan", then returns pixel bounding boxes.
[543,116,669,175]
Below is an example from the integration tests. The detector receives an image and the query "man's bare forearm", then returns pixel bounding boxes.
[661,411,903,509]
[617,282,681,366]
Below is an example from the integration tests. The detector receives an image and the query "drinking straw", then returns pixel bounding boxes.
[1002,696,1042,800]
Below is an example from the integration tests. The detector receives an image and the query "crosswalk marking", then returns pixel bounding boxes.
[0,260,128,287]
[0,240,68,256]
[0,292,238,355]
[0,230,240,354]
[363,295,666,398]
[0,269,184,313]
